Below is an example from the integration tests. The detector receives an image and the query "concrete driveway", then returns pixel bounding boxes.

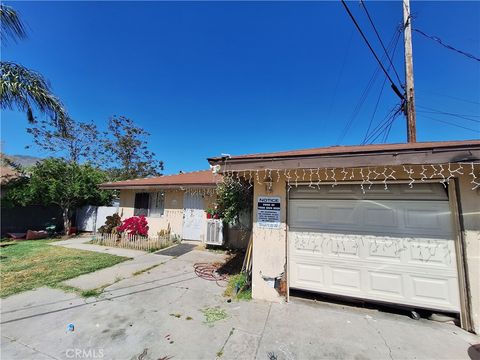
[1,247,479,360]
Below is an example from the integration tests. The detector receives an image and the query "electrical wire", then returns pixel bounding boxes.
[363,104,403,144]
[326,28,354,125]
[421,115,480,133]
[362,25,403,144]
[417,105,480,123]
[414,28,480,62]
[360,0,403,86]
[416,90,480,106]
[338,25,402,144]
[340,0,404,100]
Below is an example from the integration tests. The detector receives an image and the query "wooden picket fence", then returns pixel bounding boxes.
[92,233,174,252]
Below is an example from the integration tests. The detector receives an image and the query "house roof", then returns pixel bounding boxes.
[208,140,480,161]
[99,170,221,189]
[0,166,19,185]
[207,140,480,170]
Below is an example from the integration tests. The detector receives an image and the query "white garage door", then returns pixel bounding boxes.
[288,183,460,312]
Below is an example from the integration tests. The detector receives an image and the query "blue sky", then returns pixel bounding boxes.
[2,1,479,174]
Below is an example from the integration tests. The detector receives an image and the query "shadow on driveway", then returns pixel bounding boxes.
[155,243,196,257]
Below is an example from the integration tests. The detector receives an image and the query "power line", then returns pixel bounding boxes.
[338,25,402,144]
[416,90,480,106]
[417,105,480,123]
[360,0,403,86]
[364,105,402,144]
[326,29,354,124]
[421,115,480,133]
[340,0,404,100]
[362,27,403,144]
[414,28,480,62]
[363,75,388,144]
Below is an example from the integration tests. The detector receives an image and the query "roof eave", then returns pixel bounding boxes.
[99,183,218,190]
[208,144,480,171]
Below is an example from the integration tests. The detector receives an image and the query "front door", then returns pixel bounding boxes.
[183,193,205,241]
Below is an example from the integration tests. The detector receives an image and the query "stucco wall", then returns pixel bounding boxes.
[457,174,480,334]
[252,174,287,302]
[250,166,480,332]
[118,189,185,238]
[118,189,218,239]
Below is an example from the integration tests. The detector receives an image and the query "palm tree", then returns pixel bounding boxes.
[0,4,68,132]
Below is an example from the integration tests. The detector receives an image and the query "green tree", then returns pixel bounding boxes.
[26,118,101,164]
[103,116,164,180]
[0,5,68,132]
[4,158,113,234]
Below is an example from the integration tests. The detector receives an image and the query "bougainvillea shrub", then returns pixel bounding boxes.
[117,215,149,237]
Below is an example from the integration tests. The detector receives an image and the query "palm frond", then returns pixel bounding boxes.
[0,61,68,133]
[0,4,27,43]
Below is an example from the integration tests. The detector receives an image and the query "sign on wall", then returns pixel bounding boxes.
[257,196,281,229]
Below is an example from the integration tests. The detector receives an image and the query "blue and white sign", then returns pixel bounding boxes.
[257,196,281,229]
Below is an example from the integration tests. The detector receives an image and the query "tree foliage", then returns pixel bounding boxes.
[3,158,113,234]
[0,5,68,132]
[0,4,26,44]
[216,177,252,225]
[102,116,164,180]
[27,118,100,164]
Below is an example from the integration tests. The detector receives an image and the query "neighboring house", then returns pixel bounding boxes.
[100,170,222,241]
[208,139,480,334]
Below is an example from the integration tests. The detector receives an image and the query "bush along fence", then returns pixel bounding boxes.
[91,233,176,252]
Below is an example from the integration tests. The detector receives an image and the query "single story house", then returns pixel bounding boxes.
[100,170,221,241]
[208,139,480,334]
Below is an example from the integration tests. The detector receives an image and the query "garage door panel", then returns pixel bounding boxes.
[368,271,403,297]
[288,184,460,312]
[295,263,326,288]
[366,238,403,261]
[411,276,455,305]
[364,207,397,227]
[408,240,454,266]
[331,267,361,291]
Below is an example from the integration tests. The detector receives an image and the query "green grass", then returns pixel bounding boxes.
[0,240,129,298]
[132,263,163,276]
[224,273,252,301]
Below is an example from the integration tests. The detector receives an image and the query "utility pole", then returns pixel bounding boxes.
[403,0,417,142]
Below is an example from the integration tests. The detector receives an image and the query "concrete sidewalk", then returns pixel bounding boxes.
[51,236,148,258]
[1,247,479,360]
[51,237,173,290]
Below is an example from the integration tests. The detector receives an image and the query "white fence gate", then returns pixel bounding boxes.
[76,203,119,232]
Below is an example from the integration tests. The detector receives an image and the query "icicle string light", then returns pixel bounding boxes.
[218,163,480,193]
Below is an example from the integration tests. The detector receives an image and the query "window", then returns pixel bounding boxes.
[134,192,150,216]
[149,192,165,218]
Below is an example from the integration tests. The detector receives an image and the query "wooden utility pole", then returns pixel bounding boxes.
[403,0,417,142]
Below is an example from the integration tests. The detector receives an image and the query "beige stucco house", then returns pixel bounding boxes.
[208,139,480,334]
[100,170,221,241]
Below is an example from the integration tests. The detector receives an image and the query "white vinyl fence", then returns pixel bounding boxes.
[91,233,173,252]
[76,203,119,232]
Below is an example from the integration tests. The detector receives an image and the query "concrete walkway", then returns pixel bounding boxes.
[1,246,479,360]
[51,237,173,290]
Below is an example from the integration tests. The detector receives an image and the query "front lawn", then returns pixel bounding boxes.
[0,240,128,297]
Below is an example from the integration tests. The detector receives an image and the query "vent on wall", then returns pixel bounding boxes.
[206,219,224,246]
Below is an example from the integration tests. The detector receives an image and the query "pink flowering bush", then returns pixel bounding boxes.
[117,215,149,237]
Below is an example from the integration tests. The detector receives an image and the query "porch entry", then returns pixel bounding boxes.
[183,193,205,241]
